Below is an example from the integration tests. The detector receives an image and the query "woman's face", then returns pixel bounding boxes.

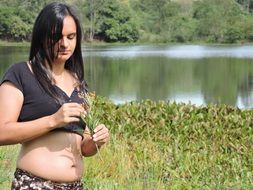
[54,16,77,64]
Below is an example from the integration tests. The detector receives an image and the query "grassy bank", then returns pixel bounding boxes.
[0,40,30,47]
[0,98,252,189]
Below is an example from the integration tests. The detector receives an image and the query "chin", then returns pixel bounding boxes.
[57,55,71,62]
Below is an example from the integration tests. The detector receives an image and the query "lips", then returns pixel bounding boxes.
[58,51,70,55]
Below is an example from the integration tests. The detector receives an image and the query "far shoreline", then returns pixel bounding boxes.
[1,39,253,47]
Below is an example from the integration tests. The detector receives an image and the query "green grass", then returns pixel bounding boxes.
[0,98,252,189]
[0,145,20,189]
[0,40,30,47]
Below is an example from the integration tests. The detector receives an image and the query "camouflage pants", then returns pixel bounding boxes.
[11,168,83,190]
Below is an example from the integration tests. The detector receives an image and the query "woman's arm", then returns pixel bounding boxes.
[81,124,109,157]
[0,82,84,145]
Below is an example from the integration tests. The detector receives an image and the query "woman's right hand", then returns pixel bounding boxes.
[49,103,84,129]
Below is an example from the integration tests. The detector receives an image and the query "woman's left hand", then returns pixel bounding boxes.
[92,124,109,147]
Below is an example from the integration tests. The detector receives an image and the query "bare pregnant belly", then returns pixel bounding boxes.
[16,131,84,182]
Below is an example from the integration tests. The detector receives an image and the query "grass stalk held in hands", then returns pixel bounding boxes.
[79,92,103,161]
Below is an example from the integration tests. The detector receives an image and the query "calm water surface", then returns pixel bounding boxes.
[1,44,253,109]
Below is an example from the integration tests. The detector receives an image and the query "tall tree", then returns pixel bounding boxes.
[82,0,101,42]
[137,0,171,34]
[83,0,139,42]
[193,0,245,43]
[236,0,253,13]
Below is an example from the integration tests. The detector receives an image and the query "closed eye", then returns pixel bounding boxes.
[68,33,76,40]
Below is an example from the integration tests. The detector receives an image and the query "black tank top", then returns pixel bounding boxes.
[0,62,86,138]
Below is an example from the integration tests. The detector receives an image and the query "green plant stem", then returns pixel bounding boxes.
[91,128,103,162]
[95,143,103,162]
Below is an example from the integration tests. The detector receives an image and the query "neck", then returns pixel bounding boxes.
[51,62,65,76]
[52,66,67,85]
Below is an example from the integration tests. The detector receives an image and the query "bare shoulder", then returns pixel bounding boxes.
[0,81,23,98]
[0,82,24,122]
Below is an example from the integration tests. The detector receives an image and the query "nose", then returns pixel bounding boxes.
[59,37,69,48]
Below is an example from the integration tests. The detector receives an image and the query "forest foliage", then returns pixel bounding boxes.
[0,0,253,43]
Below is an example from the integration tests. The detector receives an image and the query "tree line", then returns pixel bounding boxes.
[0,0,253,43]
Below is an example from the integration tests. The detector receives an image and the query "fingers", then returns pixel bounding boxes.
[63,102,84,111]
[80,110,87,118]
[62,103,84,116]
[92,124,109,145]
[53,103,85,128]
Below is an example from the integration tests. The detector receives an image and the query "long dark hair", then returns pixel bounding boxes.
[29,2,86,104]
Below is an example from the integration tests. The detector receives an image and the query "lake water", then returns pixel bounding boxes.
[1,44,253,109]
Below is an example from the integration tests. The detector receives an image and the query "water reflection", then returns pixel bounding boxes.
[84,45,253,59]
[84,45,253,109]
[237,74,253,108]
[1,45,253,109]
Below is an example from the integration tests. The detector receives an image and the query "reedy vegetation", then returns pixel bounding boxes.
[0,97,252,189]
[0,0,253,43]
